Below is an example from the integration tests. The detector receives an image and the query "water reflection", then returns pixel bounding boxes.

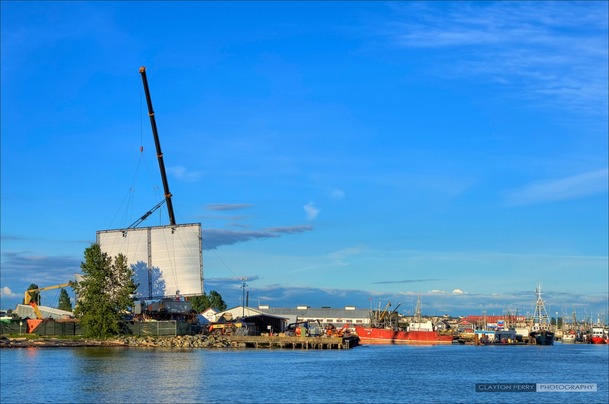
[73,348,206,403]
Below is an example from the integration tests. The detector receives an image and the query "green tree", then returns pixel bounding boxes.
[208,290,227,311]
[24,283,40,305]
[73,244,137,338]
[57,288,72,311]
[190,294,210,313]
[190,290,227,312]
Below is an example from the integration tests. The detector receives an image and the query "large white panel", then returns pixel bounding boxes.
[97,223,203,299]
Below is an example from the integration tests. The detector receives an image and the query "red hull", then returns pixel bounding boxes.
[355,326,453,345]
[590,336,607,344]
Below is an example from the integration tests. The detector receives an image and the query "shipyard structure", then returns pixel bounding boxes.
[97,223,203,300]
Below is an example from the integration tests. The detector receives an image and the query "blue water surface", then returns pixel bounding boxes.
[1,343,607,403]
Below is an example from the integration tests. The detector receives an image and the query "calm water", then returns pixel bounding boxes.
[1,343,607,403]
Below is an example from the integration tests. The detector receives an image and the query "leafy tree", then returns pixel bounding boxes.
[24,283,40,305]
[190,294,210,313]
[190,290,227,312]
[73,244,137,338]
[209,290,227,311]
[57,288,72,311]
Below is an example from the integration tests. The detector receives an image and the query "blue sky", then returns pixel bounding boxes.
[1,1,607,320]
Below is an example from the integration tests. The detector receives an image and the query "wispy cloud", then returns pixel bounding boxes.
[505,168,608,206]
[373,278,441,285]
[202,226,313,250]
[0,235,23,241]
[304,202,320,220]
[1,252,81,278]
[168,166,203,182]
[267,225,313,234]
[330,189,345,200]
[328,246,366,267]
[384,2,608,115]
[202,229,277,250]
[0,252,81,300]
[206,203,253,211]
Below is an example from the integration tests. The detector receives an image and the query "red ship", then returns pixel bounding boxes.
[589,327,608,344]
[354,326,453,345]
[356,296,453,345]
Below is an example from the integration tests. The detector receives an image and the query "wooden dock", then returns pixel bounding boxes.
[224,335,359,350]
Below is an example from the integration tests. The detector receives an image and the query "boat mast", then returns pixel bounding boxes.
[410,293,423,330]
[139,66,177,226]
[415,293,422,324]
[532,283,550,331]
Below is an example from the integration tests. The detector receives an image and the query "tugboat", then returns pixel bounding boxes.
[528,283,554,345]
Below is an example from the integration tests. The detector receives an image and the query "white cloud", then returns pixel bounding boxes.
[304,202,320,220]
[505,169,608,206]
[0,286,17,298]
[452,289,465,294]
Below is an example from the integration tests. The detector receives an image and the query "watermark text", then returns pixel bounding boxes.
[476,383,597,393]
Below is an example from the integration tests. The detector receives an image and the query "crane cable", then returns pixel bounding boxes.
[108,87,161,229]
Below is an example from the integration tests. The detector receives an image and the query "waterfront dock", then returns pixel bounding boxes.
[225,335,359,349]
[0,334,360,350]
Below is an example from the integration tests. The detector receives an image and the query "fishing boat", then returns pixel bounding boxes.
[530,329,555,345]
[589,327,607,344]
[561,309,578,343]
[528,283,554,345]
[561,330,576,344]
[354,326,453,344]
[354,296,453,345]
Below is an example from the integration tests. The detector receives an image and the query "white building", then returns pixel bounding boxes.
[213,305,372,328]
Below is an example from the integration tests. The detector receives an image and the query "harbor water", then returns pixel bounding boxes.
[1,343,607,403]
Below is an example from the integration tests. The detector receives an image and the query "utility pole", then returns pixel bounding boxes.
[241,277,248,317]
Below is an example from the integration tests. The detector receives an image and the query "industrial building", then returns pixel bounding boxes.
[213,305,372,330]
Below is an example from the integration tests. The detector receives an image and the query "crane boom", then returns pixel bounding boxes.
[139,66,177,226]
[127,199,166,229]
[24,282,72,319]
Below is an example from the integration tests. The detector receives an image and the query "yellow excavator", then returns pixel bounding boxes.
[24,283,72,319]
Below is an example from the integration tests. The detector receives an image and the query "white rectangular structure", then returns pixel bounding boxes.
[97,223,203,299]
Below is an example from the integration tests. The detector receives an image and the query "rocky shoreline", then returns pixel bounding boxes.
[0,334,242,349]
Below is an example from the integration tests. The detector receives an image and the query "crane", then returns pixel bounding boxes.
[138,66,177,227]
[24,283,72,319]
[127,199,166,229]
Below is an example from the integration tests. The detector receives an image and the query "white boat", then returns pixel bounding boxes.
[561,331,576,344]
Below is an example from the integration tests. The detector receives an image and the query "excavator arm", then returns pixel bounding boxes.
[24,283,72,319]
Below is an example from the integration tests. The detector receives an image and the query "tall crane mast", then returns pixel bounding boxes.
[139,66,177,226]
